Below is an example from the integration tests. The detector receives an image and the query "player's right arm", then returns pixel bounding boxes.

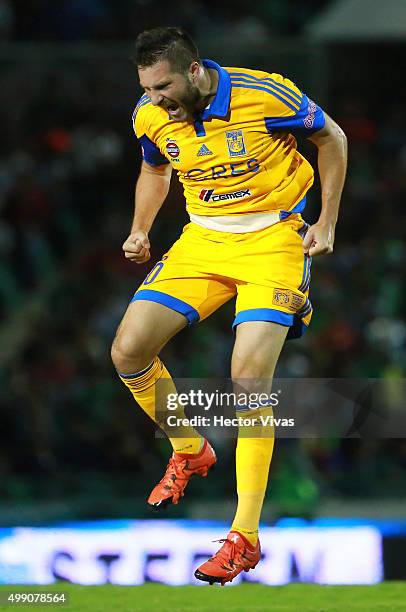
[123,161,172,264]
[123,99,172,264]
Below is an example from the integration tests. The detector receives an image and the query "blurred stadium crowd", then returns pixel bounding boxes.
[0,0,330,41]
[0,4,405,521]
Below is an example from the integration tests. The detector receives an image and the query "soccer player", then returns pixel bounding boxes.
[111,27,347,585]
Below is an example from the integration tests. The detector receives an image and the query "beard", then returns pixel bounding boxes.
[178,80,203,115]
[163,79,205,121]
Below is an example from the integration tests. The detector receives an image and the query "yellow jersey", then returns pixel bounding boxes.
[133,59,325,218]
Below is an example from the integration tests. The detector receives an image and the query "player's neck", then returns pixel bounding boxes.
[196,67,219,113]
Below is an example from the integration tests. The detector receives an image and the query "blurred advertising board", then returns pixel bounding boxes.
[0,520,383,585]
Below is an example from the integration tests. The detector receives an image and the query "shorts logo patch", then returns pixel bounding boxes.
[273,289,305,309]
[291,292,306,309]
[226,130,247,157]
[166,138,180,159]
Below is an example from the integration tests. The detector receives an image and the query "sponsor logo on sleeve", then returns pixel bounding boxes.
[165,138,180,159]
[304,99,317,129]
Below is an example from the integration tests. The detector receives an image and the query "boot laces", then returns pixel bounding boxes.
[158,456,189,501]
[211,538,245,570]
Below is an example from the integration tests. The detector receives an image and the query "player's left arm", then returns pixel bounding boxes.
[305,113,348,257]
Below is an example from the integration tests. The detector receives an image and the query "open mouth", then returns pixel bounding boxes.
[168,107,182,118]
[164,101,184,119]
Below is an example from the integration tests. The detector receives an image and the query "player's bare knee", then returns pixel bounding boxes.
[111,332,155,373]
[231,362,274,393]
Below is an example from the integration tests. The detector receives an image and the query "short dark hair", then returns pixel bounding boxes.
[133,27,200,73]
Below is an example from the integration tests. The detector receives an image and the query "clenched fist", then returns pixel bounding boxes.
[122,230,151,263]
[302,222,335,257]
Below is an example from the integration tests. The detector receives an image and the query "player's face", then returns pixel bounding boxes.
[139,60,201,122]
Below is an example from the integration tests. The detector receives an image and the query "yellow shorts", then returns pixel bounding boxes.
[132,217,312,340]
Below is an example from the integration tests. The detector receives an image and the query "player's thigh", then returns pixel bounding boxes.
[231,320,288,382]
[112,299,187,366]
[133,224,237,323]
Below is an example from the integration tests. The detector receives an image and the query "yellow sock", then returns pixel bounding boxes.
[118,357,202,454]
[231,406,275,546]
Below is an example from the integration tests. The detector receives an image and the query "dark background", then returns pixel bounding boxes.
[0,0,405,525]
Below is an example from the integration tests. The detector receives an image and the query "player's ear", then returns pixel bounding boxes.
[189,61,200,83]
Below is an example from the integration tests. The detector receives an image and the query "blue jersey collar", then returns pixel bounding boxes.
[199,59,231,120]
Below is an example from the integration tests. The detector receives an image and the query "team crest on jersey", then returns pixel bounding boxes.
[165,138,180,159]
[226,130,247,157]
[273,289,305,309]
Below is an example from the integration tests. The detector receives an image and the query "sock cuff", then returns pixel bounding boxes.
[119,356,164,391]
[229,527,259,547]
[175,438,205,457]
[117,361,154,379]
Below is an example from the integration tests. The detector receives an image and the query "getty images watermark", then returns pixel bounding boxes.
[166,389,281,410]
[164,388,295,430]
[156,378,406,439]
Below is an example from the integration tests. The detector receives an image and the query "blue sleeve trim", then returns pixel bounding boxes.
[131,290,200,325]
[265,94,325,135]
[138,134,169,167]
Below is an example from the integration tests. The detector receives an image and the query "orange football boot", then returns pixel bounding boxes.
[147,439,216,509]
[194,531,261,585]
